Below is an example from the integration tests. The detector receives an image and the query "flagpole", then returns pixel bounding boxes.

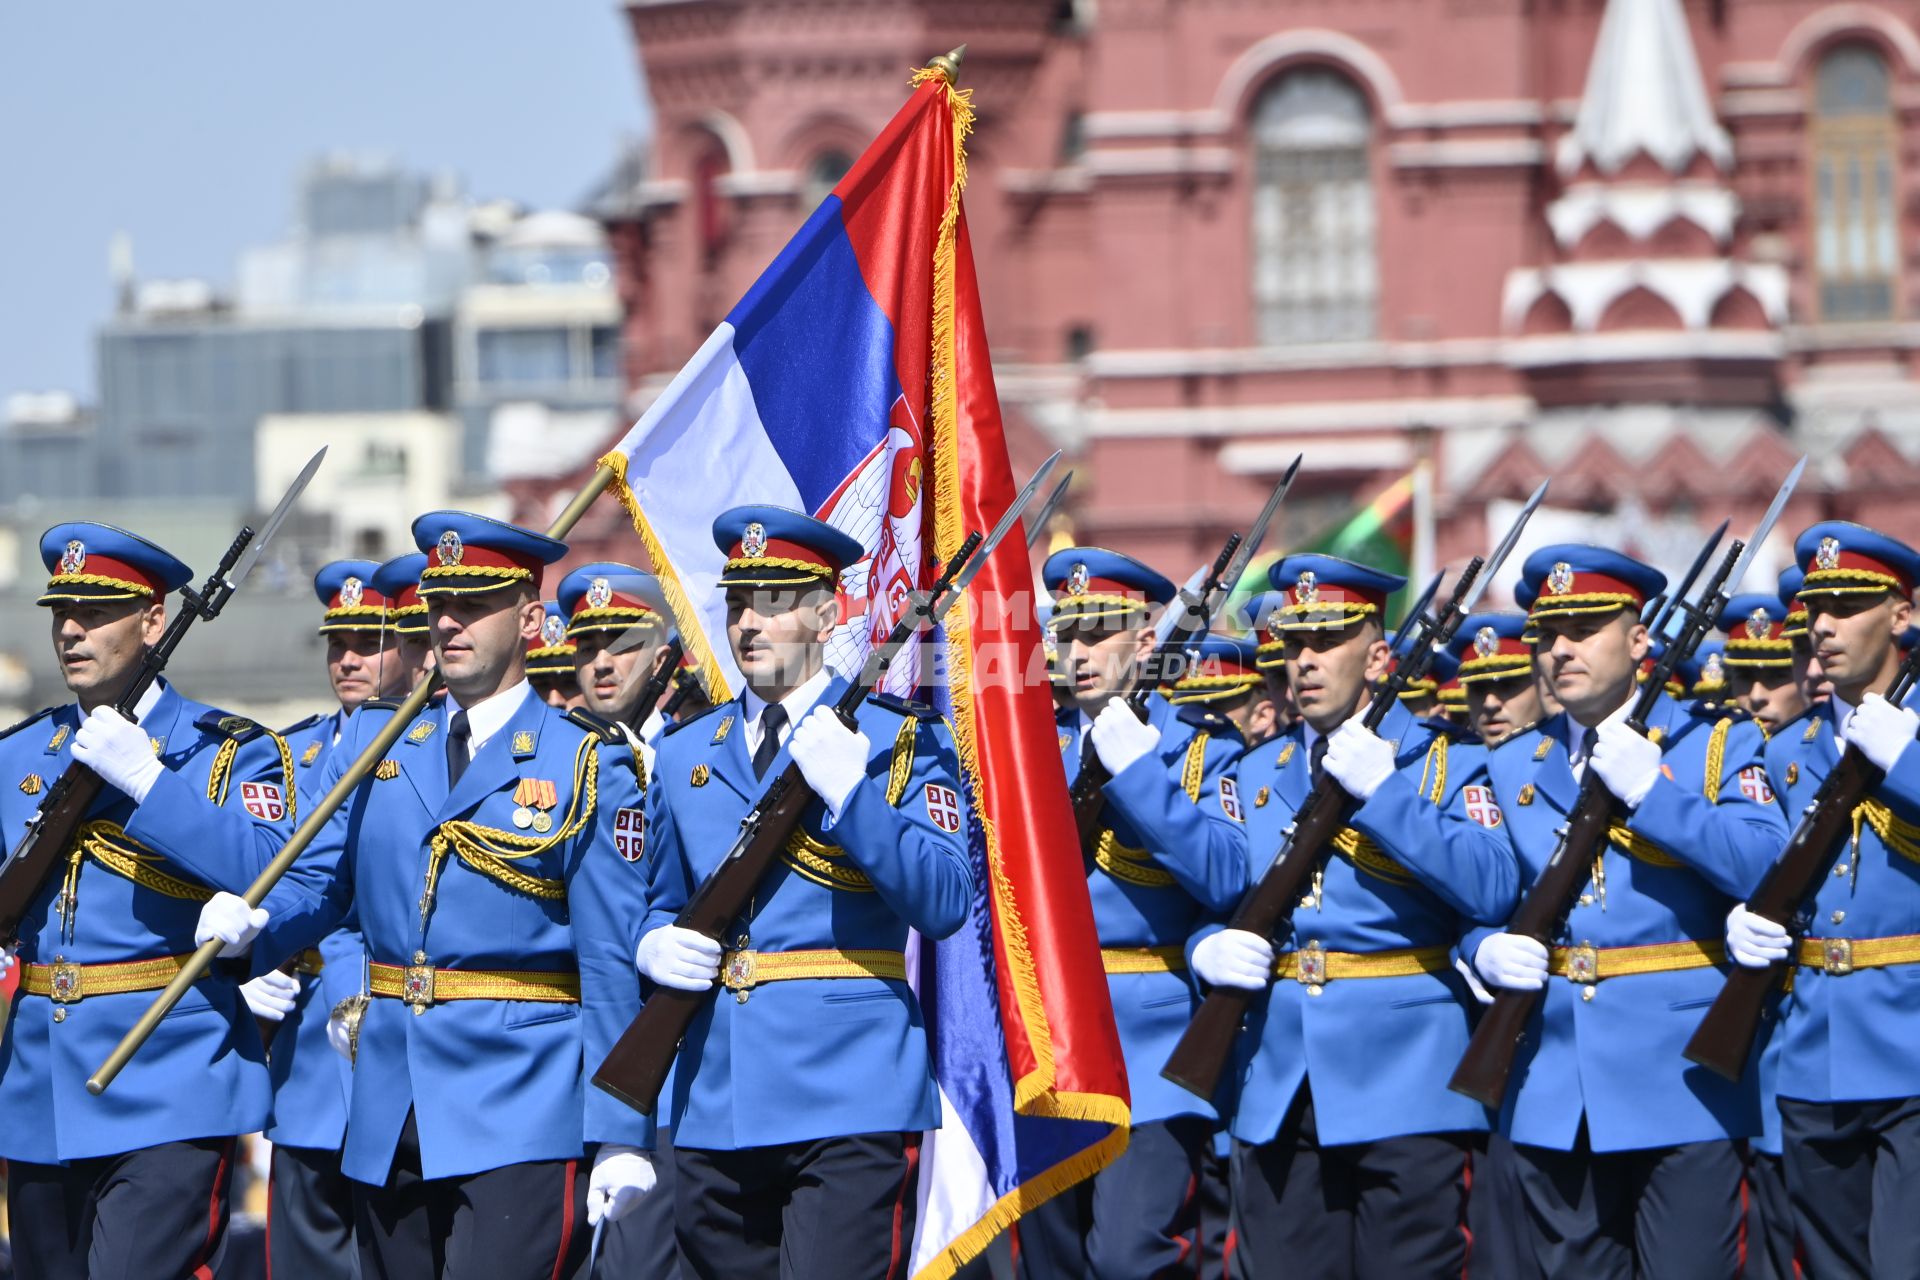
[88,461,624,1094]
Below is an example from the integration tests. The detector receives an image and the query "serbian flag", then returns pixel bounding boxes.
[600,64,1130,1277]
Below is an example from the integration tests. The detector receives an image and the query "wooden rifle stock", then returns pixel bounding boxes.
[628,635,686,731]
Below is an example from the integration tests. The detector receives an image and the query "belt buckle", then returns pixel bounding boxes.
[1295,942,1327,993]
[723,949,757,1004]
[402,963,436,1011]
[49,960,83,1004]
[1566,944,1599,986]
[1822,938,1853,977]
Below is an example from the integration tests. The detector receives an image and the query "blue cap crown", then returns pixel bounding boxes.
[1268,554,1405,633]
[1793,521,1920,601]
[712,505,862,589]
[37,522,192,607]
[1520,545,1665,621]
[412,511,566,599]
[1044,547,1175,628]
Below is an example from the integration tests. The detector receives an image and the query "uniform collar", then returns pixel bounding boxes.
[445,679,532,752]
[740,665,833,732]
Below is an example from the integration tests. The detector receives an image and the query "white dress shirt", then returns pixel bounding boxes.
[443,680,532,762]
[741,667,834,759]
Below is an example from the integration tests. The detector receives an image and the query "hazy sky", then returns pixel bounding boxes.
[0,3,652,405]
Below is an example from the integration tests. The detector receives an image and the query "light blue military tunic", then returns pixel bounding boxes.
[1466,693,1789,1153]
[264,708,365,1152]
[258,687,651,1183]
[0,681,295,1163]
[1203,697,1516,1147]
[641,679,974,1151]
[1062,692,1248,1127]
[1767,691,1920,1108]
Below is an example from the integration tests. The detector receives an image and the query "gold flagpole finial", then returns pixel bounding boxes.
[926,44,967,86]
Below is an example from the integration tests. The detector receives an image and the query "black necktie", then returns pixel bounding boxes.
[753,704,787,780]
[446,710,472,788]
[1579,726,1598,770]
[1309,735,1329,782]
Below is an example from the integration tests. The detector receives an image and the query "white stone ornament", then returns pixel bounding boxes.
[60,540,86,574]
[586,577,613,609]
[339,577,364,608]
[437,530,464,567]
[1548,562,1575,595]
[741,522,768,559]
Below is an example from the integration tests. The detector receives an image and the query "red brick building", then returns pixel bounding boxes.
[538,0,1920,595]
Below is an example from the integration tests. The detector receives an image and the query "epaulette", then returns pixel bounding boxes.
[197,710,267,743]
[1421,716,1477,744]
[866,691,941,721]
[662,701,726,737]
[0,707,60,743]
[279,712,324,735]
[1489,721,1544,751]
[1177,704,1239,739]
[566,707,627,745]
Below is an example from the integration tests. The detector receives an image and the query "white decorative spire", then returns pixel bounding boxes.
[1556,0,1732,178]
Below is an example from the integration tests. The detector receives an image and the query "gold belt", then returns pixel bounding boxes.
[20,953,192,1004]
[1100,945,1188,975]
[719,948,907,1003]
[1797,933,1920,977]
[368,960,580,1012]
[1275,943,1450,990]
[293,948,326,977]
[1548,939,1724,985]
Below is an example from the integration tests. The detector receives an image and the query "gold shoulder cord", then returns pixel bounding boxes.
[781,715,919,893]
[418,738,597,930]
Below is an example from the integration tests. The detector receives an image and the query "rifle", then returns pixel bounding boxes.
[1068,456,1301,856]
[1448,459,1806,1107]
[0,448,326,947]
[1026,471,1072,549]
[591,452,1062,1115]
[1685,627,1920,1081]
[1163,479,1549,1101]
[660,667,702,722]
[628,632,686,732]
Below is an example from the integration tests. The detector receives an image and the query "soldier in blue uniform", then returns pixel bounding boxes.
[215,511,657,1279]
[1466,545,1789,1278]
[1010,547,1247,1280]
[526,601,582,708]
[253,560,398,1280]
[372,552,434,691]
[1724,522,1920,1277]
[1454,611,1546,747]
[1189,554,1515,1278]
[1167,632,1272,744]
[1721,592,1807,739]
[636,505,974,1280]
[0,523,297,1280]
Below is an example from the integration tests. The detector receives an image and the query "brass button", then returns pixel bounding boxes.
[1581,985,1596,1002]
[1831,910,1846,925]
[52,1008,66,1023]
[1835,864,1850,878]
[1578,894,1594,907]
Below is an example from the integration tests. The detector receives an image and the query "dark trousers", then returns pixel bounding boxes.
[1742,1146,1795,1280]
[1468,1132,1526,1280]
[1780,1093,1920,1278]
[351,1111,588,1280]
[1015,1117,1210,1280]
[1229,1094,1471,1280]
[1509,1127,1740,1279]
[7,1136,236,1280]
[270,1142,357,1279]
[593,1125,680,1280]
[1195,1138,1231,1280]
[675,1131,919,1280]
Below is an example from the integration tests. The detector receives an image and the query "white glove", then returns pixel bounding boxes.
[1847,695,1920,772]
[1322,719,1397,801]
[636,925,721,992]
[1456,955,1494,1006]
[70,705,164,804]
[787,705,871,818]
[0,942,14,980]
[586,1144,657,1227]
[195,891,268,958]
[1474,933,1549,991]
[1727,903,1792,970]
[326,1007,355,1060]
[1090,698,1159,775]
[1589,720,1662,809]
[1191,929,1274,991]
[240,969,300,1022]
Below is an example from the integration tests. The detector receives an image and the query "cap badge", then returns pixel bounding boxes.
[1066,562,1089,596]
[340,577,364,609]
[1548,562,1575,595]
[1475,625,1499,658]
[59,540,86,574]
[586,577,613,609]
[1746,607,1772,640]
[437,529,464,567]
[1816,536,1842,571]
[741,522,768,559]
[1294,571,1319,606]
[1704,652,1725,681]
[541,615,568,647]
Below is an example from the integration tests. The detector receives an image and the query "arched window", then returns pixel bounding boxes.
[1250,69,1377,344]
[802,150,854,212]
[1812,44,1899,321]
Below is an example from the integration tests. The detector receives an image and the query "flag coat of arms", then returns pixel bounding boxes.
[602,61,1130,1277]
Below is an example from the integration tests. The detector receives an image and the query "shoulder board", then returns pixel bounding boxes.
[1177,705,1240,739]
[278,712,324,735]
[566,707,627,745]
[662,701,726,737]
[0,707,60,743]
[361,698,404,713]
[866,691,941,721]
[197,710,266,743]
[1490,722,1544,752]
[1420,715,1473,741]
